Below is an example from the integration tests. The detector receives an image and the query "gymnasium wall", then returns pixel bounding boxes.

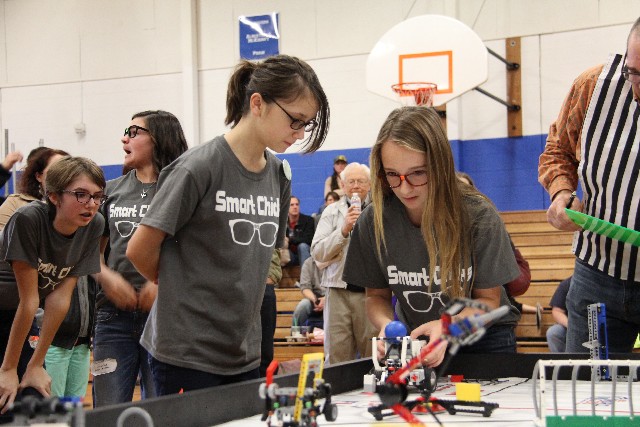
[0,0,637,214]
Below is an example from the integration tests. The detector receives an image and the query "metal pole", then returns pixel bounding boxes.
[3,130,8,197]
[10,142,16,194]
[474,87,521,111]
[486,47,520,70]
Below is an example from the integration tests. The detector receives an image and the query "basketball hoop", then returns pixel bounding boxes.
[391,82,437,107]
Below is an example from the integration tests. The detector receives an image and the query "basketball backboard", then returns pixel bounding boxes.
[366,15,488,106]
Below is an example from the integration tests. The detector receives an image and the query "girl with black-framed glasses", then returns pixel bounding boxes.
[127,54,330,395]
[91,110,188,407]
[0,157,105,415]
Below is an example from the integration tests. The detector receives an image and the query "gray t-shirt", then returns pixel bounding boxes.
[0,201,103,309]
[97,170,156,305]
[140,136,290,375]
[343,195,520,330]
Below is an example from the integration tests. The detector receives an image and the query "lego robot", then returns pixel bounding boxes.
[369,298,509,426]
[363,321,437,396]
[259,353,338,427]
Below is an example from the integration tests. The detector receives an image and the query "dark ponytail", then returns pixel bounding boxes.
[225,61,258,128]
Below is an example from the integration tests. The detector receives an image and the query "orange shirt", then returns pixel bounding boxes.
[538,64,603,200]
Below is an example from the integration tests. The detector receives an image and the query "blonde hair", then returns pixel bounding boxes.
[369,107,483,298]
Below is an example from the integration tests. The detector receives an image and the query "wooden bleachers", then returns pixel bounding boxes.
[274,288,300,340]
[274,287,324,361]
[279,265,300,288]
[501,210,575,353]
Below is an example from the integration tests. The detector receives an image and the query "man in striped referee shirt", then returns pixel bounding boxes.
[538,18,640,354]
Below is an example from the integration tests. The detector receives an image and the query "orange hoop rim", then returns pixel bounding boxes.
[391,82,437,106]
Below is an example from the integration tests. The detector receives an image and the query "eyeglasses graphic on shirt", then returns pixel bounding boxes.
[402,290,445,313]
[115,220,140,238]
[38,274,60,290]
[229,219,278,247]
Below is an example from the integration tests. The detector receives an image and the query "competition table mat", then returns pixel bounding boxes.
[86,353,640,427]
[221,376,640,426]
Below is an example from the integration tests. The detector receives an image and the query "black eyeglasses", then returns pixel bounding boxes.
[621,53,640,83]
[124,125,150,138]
[62,190,107,206]
[383,171,429,188]
[264,96,318,132]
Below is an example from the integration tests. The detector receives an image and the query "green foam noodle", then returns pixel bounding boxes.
[565,209,640,247]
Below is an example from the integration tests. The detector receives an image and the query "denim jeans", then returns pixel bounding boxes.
[92,306,156,407]
[459,324,516,354]
[289,243,311,267]
[149,356,260,396]
[546,323,567,352]
[293,298,313,326]
[565,259,640,353]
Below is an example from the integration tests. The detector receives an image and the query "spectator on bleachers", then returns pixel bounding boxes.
[547,277,571,352]
[311,162,377,364]
[313,191,339,226]
[287,196,315,267]
[343,107,521,368]
[324,155,347,198]
[292,257,325,330]
[325,191,340,205]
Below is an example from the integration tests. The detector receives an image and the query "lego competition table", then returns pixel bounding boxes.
[84,353,640,427]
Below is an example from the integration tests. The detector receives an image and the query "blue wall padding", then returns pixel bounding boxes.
[82,133,553,216]
[278,134,551,214]
[455,134,550,212]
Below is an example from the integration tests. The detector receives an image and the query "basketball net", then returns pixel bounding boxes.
[391,82,437,107]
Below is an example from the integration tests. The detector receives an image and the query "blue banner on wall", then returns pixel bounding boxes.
[239,13,280,60]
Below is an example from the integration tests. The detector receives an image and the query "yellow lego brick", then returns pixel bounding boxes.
[455,382,481,402]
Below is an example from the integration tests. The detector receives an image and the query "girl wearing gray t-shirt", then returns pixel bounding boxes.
[127,54,330,395]
[344,107,520,369]
[92,110,188,407]
[0,157,105,414]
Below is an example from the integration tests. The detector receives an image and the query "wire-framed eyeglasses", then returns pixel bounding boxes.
[264,95,318,132]
[621,53,640,83]
[124,125,150,138]
[62,190,107,206]
[383,170,428,188]
[345,178,369,187]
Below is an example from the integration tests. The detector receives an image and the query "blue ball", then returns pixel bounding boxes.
[384,321,408,339]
